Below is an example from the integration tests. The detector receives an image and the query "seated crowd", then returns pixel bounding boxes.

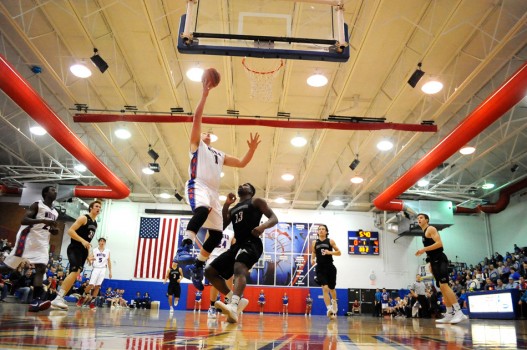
[0,252,151,309]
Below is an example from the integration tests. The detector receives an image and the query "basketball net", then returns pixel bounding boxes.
[242,57,284,102]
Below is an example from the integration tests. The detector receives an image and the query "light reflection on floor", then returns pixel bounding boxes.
[0,303,525,349]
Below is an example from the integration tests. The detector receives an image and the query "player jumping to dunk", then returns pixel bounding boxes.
[174,70,261,291]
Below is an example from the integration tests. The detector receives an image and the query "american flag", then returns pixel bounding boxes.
[134,217,179,279]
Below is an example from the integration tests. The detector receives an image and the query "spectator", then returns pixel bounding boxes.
[484,278,495,291]
[143,292,151,309]
[410,274,430,318]
[15,268,34,303]
[489,264,499,283]
[519,277,527,290]
[458,288,468,309]
[519,291,527,318]
[373,288,382,317]
[133,291,143,309]
[0,274,8,301]
[495,279,505,290]
[504,277,517,289]
[351,299,361,315]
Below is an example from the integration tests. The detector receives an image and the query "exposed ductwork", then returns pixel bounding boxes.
[373,61,527,213]
[455,177,527,214]
[73,113,437,132]
[0,55,130,200]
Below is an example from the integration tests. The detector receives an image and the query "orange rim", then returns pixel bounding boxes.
[242,58,284,75]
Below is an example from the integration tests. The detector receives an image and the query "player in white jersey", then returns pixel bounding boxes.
[174,71,261,291]
[206,227,235,319]
[77,237,112,309]
[1,186,58,312]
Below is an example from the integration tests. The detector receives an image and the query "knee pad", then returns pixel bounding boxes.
[202,230,222,253]
[187,206,210,233]
[70,265,83,273]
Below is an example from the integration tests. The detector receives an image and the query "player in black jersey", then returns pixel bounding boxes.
[51,200,101,310]
[415,213,467,324]
[164,260,183,313]
[312,224,341,319]
[205,183,278,323]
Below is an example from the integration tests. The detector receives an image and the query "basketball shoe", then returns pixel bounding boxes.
[28,299,51,312]
[215,300,238,323]
[51,295,69,310]
[189,264,204,291]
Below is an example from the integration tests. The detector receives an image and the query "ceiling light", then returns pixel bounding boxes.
[74,164,87,172]
[291,136,307,147]
[159,193,171,199]
[210,134,218,142]
[307,73,328,87]
[142,167,154,175]
[377,140,393,151]
[275,197,287,204]
[148,163,160,173]
[281,173,294,181]
[350,176,363,184]
[407,62,425,88]
[90,48,109,73]
[186,67,204,82]
[421,80,443,94]
[481,183,495,190]
[459,146,475,155]
[114,128,131,139]
[330,199,344,206]
[70,63,92,78]
[417,179,429,187]
[219,195,227,201]
[30,126,47,136]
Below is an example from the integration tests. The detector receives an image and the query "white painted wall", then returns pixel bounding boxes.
[440,213,489,266]
[488,192,527,255]
[59,201,424,289]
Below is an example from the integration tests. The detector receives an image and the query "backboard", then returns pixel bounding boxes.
[177,0,349,62]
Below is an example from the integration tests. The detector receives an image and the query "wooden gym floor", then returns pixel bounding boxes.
[0,303,525,349]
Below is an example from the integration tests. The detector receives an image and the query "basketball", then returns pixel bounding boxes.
[202,67,221,88]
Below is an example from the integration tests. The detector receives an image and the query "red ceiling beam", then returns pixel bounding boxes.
[73,114,437,132]
[373,61,527,212]
[0,55,130,200]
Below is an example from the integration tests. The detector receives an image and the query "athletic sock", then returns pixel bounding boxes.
[452,303,461,312]
[33,286,44,300]
[231,295,240,306]
[58,289,65,298]
[226,291,233,301]
[196,254,207,263]
[446,306,453,314]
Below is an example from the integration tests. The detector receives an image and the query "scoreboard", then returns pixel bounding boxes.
[348,230,379,255]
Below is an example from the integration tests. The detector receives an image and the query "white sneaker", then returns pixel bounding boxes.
[436,312,454,323]
[215,300,238,323]
[450,311,468,324]
[237,298,249,314]
[326,307,333,318]
[170,306,174,313]
[207,307,217,319]
[331,300,338,313]
[51,296,68,310]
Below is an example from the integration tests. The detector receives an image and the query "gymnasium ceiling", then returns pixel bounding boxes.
[1,0,527,212]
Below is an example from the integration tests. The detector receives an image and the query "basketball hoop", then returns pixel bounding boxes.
[242,57,284,102]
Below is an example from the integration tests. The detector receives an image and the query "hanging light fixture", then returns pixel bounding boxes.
[459,146,475,155]
[377,140,393,151]
[307,73,328,87]
[186,67,204,82]
[291,135,307,147]
[350,176,363,184]
[421,79,443,94]
[70,62,92,78]
[30,126,47,136]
